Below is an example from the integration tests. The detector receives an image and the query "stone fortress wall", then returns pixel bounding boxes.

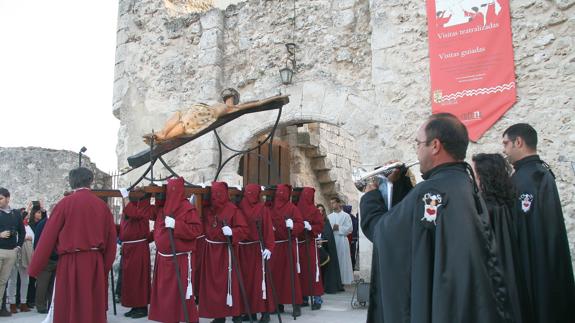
[113,0,575,277]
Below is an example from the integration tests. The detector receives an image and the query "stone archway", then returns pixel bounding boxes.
[235,121,360,215]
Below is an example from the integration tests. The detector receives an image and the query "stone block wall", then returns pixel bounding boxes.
[0,147,111,211]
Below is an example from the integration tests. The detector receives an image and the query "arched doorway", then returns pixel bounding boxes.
[237,122,360,209]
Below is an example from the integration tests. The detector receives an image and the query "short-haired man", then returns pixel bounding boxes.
[0,188,25,317]
[28,167,117,323]
[327,197,354,285]
[502,123,575,322]
[360,113,515,323]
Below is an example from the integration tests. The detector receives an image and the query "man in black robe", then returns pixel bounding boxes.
[502,123,575,323]
[317,204,343,294]
[361,113,514,323]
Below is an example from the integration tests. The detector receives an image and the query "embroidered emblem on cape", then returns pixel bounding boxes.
[519,193,534,213]
[422,193,443,224]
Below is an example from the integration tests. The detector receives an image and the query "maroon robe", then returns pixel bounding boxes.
[28,188,117,323]
[237,184,276,314]
[149,177,202,323]
[296,187,325,296]
[192,234,205,299]
[268,184,304,305]
[120,198,153,308]
[199,182,249,319]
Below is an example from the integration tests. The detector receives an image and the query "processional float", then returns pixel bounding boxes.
[90,91,293,323]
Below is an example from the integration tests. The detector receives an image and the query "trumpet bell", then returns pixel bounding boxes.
[352,161,419,192]
[352,167,369,191]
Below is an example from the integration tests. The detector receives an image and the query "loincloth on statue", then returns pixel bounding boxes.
[181,103,217,135]
[143,103,218,144]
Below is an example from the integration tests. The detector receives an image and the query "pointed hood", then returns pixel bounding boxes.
[210,181,230,211]
[242,184,261,206]
[297,186,317,218]
[273,184,292,210]
[164,177,187,216]
[239,183,263,218]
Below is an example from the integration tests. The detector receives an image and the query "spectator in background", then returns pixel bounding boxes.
[31,203,57,314]
[342,205,359,271]
[6,207,34,313]
[0,188,25,317]
[26,204,46,309]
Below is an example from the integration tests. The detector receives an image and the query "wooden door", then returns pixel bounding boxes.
[242,140,290,186]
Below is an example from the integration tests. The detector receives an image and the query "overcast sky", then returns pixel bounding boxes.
[0,1,120,172]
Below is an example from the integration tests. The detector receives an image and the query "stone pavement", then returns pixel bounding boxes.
[4,285,367,323]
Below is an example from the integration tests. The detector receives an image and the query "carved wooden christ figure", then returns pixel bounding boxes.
[143,88,270,144]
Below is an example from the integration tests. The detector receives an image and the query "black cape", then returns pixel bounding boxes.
[360,163,513,323]
[321,217,343,294]
[511,155,575,323]
[484,196,531,323]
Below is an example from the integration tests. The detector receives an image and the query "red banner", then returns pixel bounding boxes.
[426,0,516,141]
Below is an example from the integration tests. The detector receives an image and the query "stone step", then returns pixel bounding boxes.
[317,169,336,184]
[311,157,333,171]
[306,146,328,158]
[320,182,336,195]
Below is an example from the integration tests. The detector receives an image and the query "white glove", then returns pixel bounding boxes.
[262,249,272,260]
[222,225,233,236]
[165,216,175,229]
[119,188,129,198]
[304,221,312,231]
[285,218,294,229]
[188,194,196,205]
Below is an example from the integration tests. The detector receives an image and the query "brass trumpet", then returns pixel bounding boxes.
[353,161,419,192]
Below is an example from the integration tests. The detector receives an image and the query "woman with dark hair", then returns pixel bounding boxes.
[26,205,46,310]
[317,204,343,294]
[472,153,532,323]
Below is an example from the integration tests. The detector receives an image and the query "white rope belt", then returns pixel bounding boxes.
[157,250,194,299]
[205,238,227,244]
[295,238,301,273]
[297,237,320,282]
[274,239,300,273]
[314,238,320,282]
[205,238,233,306]
[239,240,268,300]
[122,238,147,245]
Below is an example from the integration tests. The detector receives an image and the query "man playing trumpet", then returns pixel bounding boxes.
[360,113,517,323]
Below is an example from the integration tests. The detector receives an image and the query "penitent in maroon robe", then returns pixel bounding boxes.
[296,187,325,297]
[268,184,304,305]
[119,198,154,308]
[148,177,202,323]
[199,182,249,319]
[237,184,276,314]
[28,188,117,323]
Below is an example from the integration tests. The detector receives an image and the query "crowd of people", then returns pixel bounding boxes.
[0,167,359,323]
[1,114,573,323]
[0,191,56,317]
[361,115,575,323]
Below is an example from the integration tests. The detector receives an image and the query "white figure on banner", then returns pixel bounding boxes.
[436,0,502,28]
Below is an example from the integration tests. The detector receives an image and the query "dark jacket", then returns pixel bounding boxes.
[33,217,58,261]
[0,208,25,250]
